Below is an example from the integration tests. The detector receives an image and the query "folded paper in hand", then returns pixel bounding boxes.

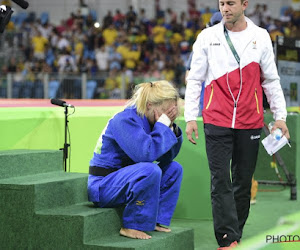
[261,134,290,156]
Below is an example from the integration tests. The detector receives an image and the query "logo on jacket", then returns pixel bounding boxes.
[250,135,260,140]
[136,200,145,206]
[252,41,257,49]
[210,42,221,46]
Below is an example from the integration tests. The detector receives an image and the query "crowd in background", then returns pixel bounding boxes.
[0,0,300,99]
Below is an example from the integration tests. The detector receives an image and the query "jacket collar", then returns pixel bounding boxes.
[215,16,256,42]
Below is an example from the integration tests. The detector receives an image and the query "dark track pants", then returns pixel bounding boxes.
[204,124,262,247]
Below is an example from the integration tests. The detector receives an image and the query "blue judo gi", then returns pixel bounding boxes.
[88,107,183,231]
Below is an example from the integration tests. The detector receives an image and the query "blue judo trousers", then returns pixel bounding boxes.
[88,107,183,231]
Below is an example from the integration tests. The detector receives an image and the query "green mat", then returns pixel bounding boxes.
[0,149,194,249]
[1,107,299,221]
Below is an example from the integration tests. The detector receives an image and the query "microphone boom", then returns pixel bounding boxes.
[50,99,74,108]
[11,0,29,9]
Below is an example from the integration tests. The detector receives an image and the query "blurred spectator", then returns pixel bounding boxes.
[7,57,17,73]
[102,23,118,46]
[143,64,161,82]
[86,58,98,98]
[48,76,60,98]
[132,62,146,85]
[0,66,8,97]
[60,56,80,99]
[57,33,70,51]
[139,8,149,28]
[104,68,128,99]
[122,43,141,70]
[31,60,44,98]
[32,30,48,60]
[269,19,284,43]
[74,9,85,28]
[103,11,113,29]
[1,3,294,100]
[201,7,212,26]
[152,21,167,44]
[165,8,177,24]
[55,20,67,35]
[12,66,25,98]
[58,50,77,73]
[66,12,76,29]
[283,20,297,37]
[79,0,89,17]
[38,21,52,39]
[95,45,109,71]
[280,8,292,24]
[113,9,126,27]
[84,27,97,59]
[248,4,262,26]
[188,4,201,20]
[161,63,175,82]
[108,45,122,71]
[73,36,84,63]
[261,4,271,27]
[126,5,137,24]
[85,14,95,28]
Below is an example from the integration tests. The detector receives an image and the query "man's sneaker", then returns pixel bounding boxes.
[217,241,238,250]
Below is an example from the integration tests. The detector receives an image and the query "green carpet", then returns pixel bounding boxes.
[1,108,299,249]
[171,186,300,250]
[0,149,194,249]
[1,107,299,221]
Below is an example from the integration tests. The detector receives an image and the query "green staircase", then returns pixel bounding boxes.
[0,150,194,249]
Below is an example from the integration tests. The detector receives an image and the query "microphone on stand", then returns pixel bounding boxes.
[50,98,75,172]
[50,98,74,108]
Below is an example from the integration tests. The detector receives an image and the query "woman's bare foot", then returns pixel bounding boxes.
[155,224,171,232]
[120,228,152,239]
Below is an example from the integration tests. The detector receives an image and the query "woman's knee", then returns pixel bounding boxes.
[135,162,162,179]
[164,161,183,178]
[172,161,183,174]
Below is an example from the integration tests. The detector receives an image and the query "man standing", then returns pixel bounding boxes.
[184,1,290,249]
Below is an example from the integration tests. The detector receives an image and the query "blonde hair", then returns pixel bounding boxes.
[126,80,179,116]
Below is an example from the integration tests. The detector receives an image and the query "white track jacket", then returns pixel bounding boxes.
[185,17,287,129]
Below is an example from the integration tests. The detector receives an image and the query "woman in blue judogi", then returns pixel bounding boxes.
[88,80,183,239]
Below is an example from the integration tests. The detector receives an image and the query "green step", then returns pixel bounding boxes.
[0,171,89,248]
[0,171,88,211]
[33,203,193,249]
[0,150,194,250]
[86,227,194,250]
[36,202,123,241]
[0,149,63,179]
[33,202,123,248]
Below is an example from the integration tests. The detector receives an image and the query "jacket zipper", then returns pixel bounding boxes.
[232,101,237,128]
[254,88,260,114]
[205,84,214,109]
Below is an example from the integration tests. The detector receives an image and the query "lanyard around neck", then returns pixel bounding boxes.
[223,25,243,128]
[224,26,240,65]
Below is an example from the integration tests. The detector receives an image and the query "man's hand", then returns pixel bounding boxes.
[273,120,290,140]
[186,120,198,144]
